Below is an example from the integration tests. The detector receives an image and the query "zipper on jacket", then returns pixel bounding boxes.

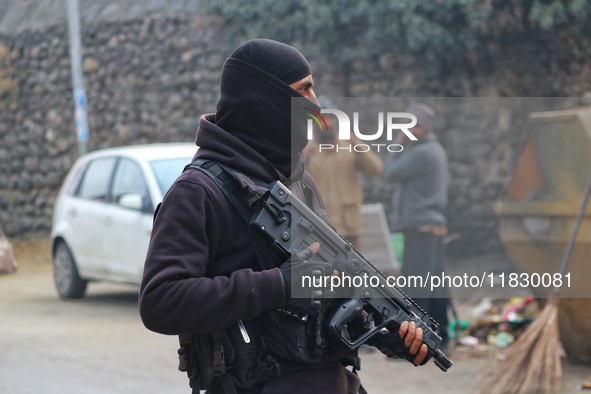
[237,320,251,343]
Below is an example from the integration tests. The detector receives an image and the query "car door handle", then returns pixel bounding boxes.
[104,216,113,227]
[67,208,77,218]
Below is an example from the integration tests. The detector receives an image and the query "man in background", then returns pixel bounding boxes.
[383,103,450,349]
[304,96,384,250]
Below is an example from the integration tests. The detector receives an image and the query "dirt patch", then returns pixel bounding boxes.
[13,238,51,261]
[10,238,52,275]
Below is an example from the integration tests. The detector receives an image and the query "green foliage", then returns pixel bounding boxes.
[206,0,478,71]
[529,0,591,33]
[205,0,591,74]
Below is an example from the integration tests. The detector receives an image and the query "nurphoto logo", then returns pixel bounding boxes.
[306,108,418,153]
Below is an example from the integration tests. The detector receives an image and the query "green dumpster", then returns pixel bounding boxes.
[495,107,591,363]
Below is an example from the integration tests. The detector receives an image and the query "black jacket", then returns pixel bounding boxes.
[139,58,360,394]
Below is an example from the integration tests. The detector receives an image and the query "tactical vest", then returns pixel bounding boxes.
[176,160,360,394]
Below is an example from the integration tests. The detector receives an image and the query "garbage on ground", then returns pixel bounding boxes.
[458,335,479,347]
[451,297,540,351]
[470,298,493,319]
[487,330,514,348]
[449,319,471,340]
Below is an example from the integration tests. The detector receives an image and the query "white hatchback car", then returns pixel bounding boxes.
[51,143,196,299]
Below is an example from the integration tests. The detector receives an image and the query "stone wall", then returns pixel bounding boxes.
[1,2,590,259]
[0,12,226,238]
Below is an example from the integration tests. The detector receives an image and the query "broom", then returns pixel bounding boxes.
[478,169,591,394]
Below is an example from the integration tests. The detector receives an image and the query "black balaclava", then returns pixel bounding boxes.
[215,39,318,178]
[230,39,311,85]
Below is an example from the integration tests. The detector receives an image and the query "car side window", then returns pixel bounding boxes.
[111,158,150,209]
[76,157,117,201]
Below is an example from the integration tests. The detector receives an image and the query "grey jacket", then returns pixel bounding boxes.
[384,137,449,232]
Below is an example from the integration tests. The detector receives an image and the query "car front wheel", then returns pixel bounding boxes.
[53,241,88,299]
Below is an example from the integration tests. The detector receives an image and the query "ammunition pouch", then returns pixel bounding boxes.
[178,309,360,393]
[178,319,281,393]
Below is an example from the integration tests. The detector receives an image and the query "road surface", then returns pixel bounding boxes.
[1,240,589,393]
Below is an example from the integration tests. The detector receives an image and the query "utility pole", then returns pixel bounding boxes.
[66,0,89,156]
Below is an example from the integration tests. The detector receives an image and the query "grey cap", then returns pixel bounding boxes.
[407,103,435,132]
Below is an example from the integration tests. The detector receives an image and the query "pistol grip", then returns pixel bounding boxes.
[327,298,390,349]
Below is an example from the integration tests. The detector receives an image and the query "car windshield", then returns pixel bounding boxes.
[149,157,192,195]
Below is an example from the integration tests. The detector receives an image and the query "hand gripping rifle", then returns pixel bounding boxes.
[250,181,453,372]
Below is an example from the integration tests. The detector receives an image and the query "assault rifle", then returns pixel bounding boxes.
[250,180,453,372]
